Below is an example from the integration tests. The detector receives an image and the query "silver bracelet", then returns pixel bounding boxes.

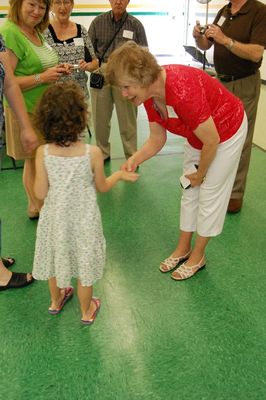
[34,73,42,86]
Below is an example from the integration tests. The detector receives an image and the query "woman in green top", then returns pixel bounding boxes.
[0,0,69,219]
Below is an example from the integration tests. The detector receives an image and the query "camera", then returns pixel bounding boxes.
[72,64,80,71]
[199,25,208,35]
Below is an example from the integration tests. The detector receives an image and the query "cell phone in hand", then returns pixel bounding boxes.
[180,175,192,189]
[179,164,198,189]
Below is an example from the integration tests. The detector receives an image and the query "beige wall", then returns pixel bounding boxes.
[253,84,266,150]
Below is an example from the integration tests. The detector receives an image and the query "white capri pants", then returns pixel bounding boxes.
[180,113,248,237]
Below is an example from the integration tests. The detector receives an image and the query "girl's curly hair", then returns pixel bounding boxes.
[33,81,89,146]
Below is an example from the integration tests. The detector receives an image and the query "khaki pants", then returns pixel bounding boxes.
[90,83,137,160]
[220,70,261,200]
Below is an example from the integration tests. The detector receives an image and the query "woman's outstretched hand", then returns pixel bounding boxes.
[120,156,138,172]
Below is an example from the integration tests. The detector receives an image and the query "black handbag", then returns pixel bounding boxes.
[90,72,105,89]
[90,14,128,89]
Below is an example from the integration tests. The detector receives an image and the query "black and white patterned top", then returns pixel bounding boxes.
[44,24,96,96]
[0,35,5,134]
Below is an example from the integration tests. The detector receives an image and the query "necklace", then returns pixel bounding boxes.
[20,27,41,45]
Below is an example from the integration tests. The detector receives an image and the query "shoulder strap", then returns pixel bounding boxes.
[98,13,128,65]
[44,143,49,156]
[76,23,81,37]
[85,143,90,155]
[48,24,58,42]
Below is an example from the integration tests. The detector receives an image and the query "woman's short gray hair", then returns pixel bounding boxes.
[105,41,161,88]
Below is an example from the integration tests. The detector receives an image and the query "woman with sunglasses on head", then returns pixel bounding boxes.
[44,0,99,97]
[0,0,69,219]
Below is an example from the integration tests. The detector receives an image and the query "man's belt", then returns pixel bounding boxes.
[217,71,256,82]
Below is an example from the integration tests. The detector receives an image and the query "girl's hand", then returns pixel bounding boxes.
[185,172,205,187]
[120,171,139,182]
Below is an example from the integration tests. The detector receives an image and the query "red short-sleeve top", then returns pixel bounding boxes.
[144,65,244,149]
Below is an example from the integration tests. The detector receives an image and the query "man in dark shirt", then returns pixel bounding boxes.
[193,0,266,213]
[88,0,148,162]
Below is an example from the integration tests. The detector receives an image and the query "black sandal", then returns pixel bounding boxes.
[0,272,34,291]
[1,257,16,268]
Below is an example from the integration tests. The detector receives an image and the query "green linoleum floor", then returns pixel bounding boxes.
[0,108,266,399]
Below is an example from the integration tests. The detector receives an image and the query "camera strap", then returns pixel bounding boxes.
[98,13,129,66]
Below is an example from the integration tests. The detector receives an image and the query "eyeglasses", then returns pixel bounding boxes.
[53,0,72,6]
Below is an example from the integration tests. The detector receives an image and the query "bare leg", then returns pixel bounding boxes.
[23,158,43,215]
[171,234,210,280]
[169,230,193,258]
[0,259,33,286]
[0,261,12,285]
[186,234,210,265]
[77,280,96,322]
[160,230,193,272]
[48,277,65,310]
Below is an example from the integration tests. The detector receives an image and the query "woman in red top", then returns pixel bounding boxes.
[105,41,248,281]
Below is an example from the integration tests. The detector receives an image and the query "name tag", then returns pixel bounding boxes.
[167,105,179,119]
[217,15,226,26]
[73,38,84,46]
[123,30,133,39]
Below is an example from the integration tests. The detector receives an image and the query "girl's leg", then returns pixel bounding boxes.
[48,277,64,310]
[23,158,43,215]
[77,280,97,322]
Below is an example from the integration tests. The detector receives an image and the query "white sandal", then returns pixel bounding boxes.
[159,249,191,273]
[171,256,206,281]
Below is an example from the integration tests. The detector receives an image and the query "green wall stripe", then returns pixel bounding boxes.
[1,11,168,19]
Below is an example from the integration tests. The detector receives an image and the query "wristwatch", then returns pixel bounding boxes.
[226,38,235,51]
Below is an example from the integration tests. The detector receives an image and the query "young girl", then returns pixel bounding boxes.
[32,81,139,325]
